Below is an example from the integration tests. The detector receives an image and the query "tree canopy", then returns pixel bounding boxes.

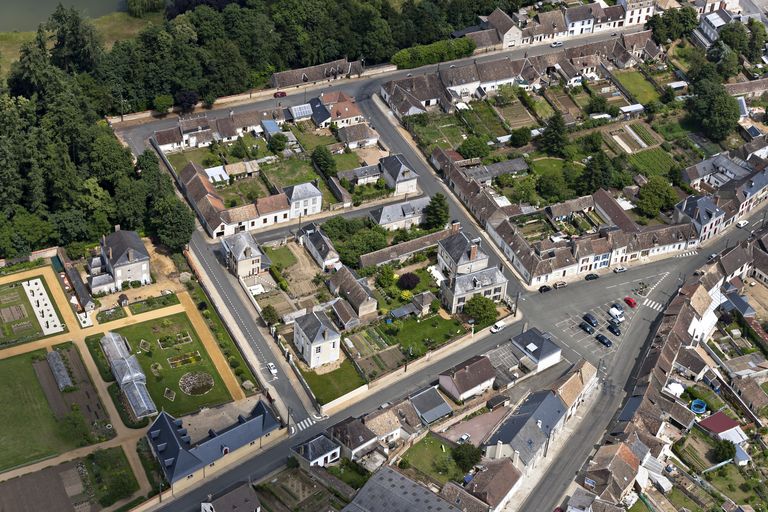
[462,295,498,326]
[423,194,450,230]
[539,111,567,157]
[688,79,739,141]
[457,136,491,159]
[635,176,678,218]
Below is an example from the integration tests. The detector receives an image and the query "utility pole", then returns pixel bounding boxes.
[513,291,521,316]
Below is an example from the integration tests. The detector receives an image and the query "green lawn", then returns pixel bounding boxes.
[614,70,660,104]
[531,158,565,175]
[114,313,232,416]
[0,278,44,346]
[409,113,468,152]
[652,118,689,141]
[628,499,652,512]
[166,134,264,173]
[264,246,297,269]
[290,124,336,151]
[261,158,336,205]
[628,147,677,177]
[128,294,180,315]
[707,464,753,504]
[381,315,465,357]
[0,350,84,471]
[667,488,703,512]
[374,267,439,309]
[217,177,271,207]
[326,458,370,489]
[401,433,463,485]
[301,358,366,405]
[531,97,555,119]
[96,307,128,324]
[333,152,362,171]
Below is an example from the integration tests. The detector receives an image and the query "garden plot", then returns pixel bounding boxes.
[259,468,345,512]
[168,350,203,368]
[460,101,508,139]
[409,113,468,152]
[607,126,648,154]
[628,123,660,146]
[570,90,592,109]
[217,177,271,207]
[593,81,631,107]
[497,100,538,129]
[513,214,555,242]
[628,147,678,176]
[0,279,50,346]
[548,89,582,120]
[346,328,404,380]
[614,70,660,104]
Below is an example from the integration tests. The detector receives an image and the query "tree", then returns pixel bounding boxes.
[660,86,676,104]
[718,22,749,55]
[713,440,736,462]
[397,272,421,290]
[509,127,531,147]
[635,176,678,218]
[688,79,739,141]
[375,264,395,288]
[537,170,570,203]
[149,196,195,252]
[507,175,538,204]
[262,304,279,325]
[48,5,103,73]
[746,18,767,63]
[539,111,567,157]
[457,135,490,159]
[312,145,337,177]
[586,95,608,114]
[462,295,498,326]
[153,94,174,113]
[268,133,288,153]
[175,90,200,113]
[579,152,612,195]
[423,193,450,230]
[452,443,482,472]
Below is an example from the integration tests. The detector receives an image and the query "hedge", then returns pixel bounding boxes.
[392,37,476,69]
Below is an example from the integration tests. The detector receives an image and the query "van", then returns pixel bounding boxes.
[490,321,506,333]
[609,306,625,323]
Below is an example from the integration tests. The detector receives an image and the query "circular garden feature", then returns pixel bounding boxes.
[179,371,214,396]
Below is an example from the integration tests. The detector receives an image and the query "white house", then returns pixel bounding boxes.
[291,434,341,468]
[154,127,183,153]
[619,0,655,26]
[369,197,431,231]
[512,328,562,372]
[439,355,496,403]
[298,223,340,270]
[337,124,379,149]
[88,228,151,294]
[329,417,378,461]
[293,311,341,368]
[565,4,597,35]
[380,154,419,196]
[284,182,323,219]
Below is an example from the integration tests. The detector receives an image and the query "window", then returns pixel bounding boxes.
[263,218,267,224]
[315,346,321,353]
[493,287,502,294]
[458,297,466,304]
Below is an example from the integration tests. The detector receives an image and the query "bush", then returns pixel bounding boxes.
[397,272,421,290]
[713,439,736,462]
[391,38,476,69]
[130,280,141,288]
[398,459,410,469]
[400,290,413,302]
[228,357,240,369]
[452,443,482,472]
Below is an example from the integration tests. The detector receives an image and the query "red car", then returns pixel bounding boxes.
[624,297,637,308]
[273,91,287,98]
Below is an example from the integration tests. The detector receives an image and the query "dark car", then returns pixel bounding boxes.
[585,273,599,281]
[539,285,552,293]
[607,323,621,336]
[273,91,287,98]
[579,321,595,334]
[583,313,599,327]
[596,334,613,347]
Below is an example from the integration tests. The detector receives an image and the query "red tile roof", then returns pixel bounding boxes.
[698,411,740,434]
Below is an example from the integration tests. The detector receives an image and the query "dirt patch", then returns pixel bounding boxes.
[443,407,508,446]
[255,289,295,318]
[355,145,389,166]
[744,282,768,321]
[0,460,89,512]
[283,243,323,298]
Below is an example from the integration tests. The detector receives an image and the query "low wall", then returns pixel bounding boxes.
[0,246,59,269]
[320,382,370,416]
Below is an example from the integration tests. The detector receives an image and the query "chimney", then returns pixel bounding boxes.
[108,247,113,260]
[536,419,542,429]
[470,243,478,261]
[127,248,134,262]
[451,220,461,234]
[114,225,120,232]
[513,449,520,466]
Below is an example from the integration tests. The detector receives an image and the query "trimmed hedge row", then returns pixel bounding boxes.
[392,38,476,69]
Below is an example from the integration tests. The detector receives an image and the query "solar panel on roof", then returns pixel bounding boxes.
[290,104,313,119]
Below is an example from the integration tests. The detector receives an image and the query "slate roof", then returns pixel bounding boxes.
[380,154,417,183]
[338,123,378,144]
[675,195,724,232]
[566,4,598,22]
[342,466,459,512]
[338,165,381,183]
[359,227,456,267]
[369,197,430,226]
[464,459,521,508]
[451,267,506,295]
[331,298,359,329]
[310,98,332,125]
[292,433,339,462]
[328,266,376,313]
[221,232,263,262]
[299,223,337,262]
[439,231,489,267]
[487,390,566,466]
[410,386,453,424]
[295,311,339,346]
[512,327,561,363]
[439,63,480,87]
[103,230,149,268]
[147,401,279,483]
[329,417,377,450]
[440,355,496,395]
[593,189,639,233]
[283,182,322,202]
[461,158,529,182]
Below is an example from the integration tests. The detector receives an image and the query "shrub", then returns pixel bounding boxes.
[130,280,141,288]
[391,38,476,69]
[397,272,421,290]
[228,357,240,369]
[400,290,413,302]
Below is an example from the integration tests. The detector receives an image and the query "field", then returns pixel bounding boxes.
[460,101,508,139]
[628,147,677,176]
[496,100,538,129]
[401,433,463,485]
[333,152,362,171]
[0,350,84,471]
[261,158,336,205]
[0,279,43,346]
[614,70,660,104]
[113,313,232,416]
[409,113,468,152]
[217,177,271,207]
[301,358,366,404]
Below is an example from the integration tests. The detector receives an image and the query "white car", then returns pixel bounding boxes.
[737,220,749,228]
[490,321,506,333]
[613,266,627,273]
[459,433,471,444]
[266,362,278,376]
[608,306,625,323]
[550,41,563,48]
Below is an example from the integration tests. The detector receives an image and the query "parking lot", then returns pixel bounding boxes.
[552,298,639,358]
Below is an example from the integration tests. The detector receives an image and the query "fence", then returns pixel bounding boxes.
[601,62,638,105]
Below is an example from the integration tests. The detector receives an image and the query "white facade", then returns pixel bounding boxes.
[294,316,341,369]
[438,375,495,402]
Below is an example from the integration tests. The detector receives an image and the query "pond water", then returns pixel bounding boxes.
[0,1,124,32]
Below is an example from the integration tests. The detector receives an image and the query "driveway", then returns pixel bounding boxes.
[442,406,508,447]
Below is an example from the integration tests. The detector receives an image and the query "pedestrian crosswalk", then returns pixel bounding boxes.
[295,417,316,432]
[642,298,664,311]
[675,250,697,258]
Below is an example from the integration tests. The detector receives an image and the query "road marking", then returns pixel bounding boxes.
[642,298,664,311]
[295,418,315,431]
[674,250,698,258]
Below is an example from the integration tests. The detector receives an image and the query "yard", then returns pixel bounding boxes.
[669,41,700,72]
[0,350,84,471]
[301,358,366,405]
[380,315,465,358]
[217,177,271,207]
[96,306,127,324]
[113,313,232,416]
[373,266,440,310]
[460,101,509,139]
[409,113,468,152]
[401,433,463,485]
[333,152,362,171]
[530,96,555,119]
[652,117,690,142]
[264,245,298,269]
[706,464,754,504]
[290,123,336,151]
[674,428,717,473]
[531,157,565,175]
[83,448,140,507]
[628,147,677,177]
[0,277,51,346]
[667,487,704,512]
[128,293,180,315]
[166,134,265,172]
[614,70,660,104]
[326,458,370,489]
[261,158,336,205]
[496,100,538,129]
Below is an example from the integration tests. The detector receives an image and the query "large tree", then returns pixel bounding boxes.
[312,145,337,178]
[688,79,739,141]
[746,18,767,63]
[423,193,450,230]
[462,295,498,326]
[150,196,195,252]
[718,22,749,55]
[457,135,490,159]
[539,111,567,157]
[635,176,678,218]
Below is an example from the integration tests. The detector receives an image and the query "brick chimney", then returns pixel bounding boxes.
[450,221,461,234]
[127,248,134,262]
[470,243,478,261]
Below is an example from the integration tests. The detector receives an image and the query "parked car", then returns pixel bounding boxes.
[550,41,563,47]
[607,323,621,336]
[624,297,637,308]
[579,321,595,334]
[707,253,718,263]
[273,91,287,98]
[611,303,624,313]
[459,433,471,444]
[613,266,627,273]
[539,285,552,293]
[553,281,567,289]
[267,362,278,376]
[596,334,613,347]
[585,273,599,281]
[583,313,599,327]
[737,220,749,228]
[490,321,506,333]
[608,306,625,323]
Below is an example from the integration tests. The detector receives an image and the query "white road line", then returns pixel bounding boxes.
[296,418,315,431]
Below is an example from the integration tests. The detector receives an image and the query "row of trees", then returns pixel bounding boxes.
[391,38,476,69]
[646,7,698,44]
